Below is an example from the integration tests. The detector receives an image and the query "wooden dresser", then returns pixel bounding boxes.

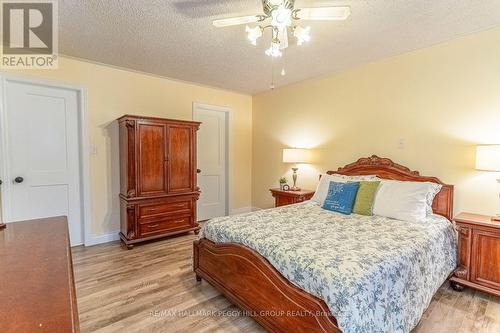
[270,188,315,207]
[0,216,79,332]
[450,212,500,297]
[118,115,201,249]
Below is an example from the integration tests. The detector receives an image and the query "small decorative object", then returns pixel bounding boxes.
[475,145,500,221]
[279,177,287,190]
[282,184,290,191]
[283,148,310,191]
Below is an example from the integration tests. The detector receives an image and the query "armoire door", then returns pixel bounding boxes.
[167,124,194,193]
[137,121,168,197]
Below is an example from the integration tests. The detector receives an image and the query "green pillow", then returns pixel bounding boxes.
[353,181,381,216]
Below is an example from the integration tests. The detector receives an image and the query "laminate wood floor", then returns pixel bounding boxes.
[72,234,500,333]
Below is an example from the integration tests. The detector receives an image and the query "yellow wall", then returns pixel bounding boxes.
[253,27,500,216]
[3,57,252,237]
[3,26,500,237]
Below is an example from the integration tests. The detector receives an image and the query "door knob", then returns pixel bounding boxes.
[14,177,24,183]
[197,169,202,174]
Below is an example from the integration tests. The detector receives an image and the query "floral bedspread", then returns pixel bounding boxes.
[199,201,457,333]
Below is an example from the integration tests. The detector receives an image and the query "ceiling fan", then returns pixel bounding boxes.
[212,0,351,58]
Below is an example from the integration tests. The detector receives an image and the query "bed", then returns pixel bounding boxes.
[193,156,457,333]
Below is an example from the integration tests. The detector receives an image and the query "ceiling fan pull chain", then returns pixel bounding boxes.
[270,55,275,90]
[281,47,287,76]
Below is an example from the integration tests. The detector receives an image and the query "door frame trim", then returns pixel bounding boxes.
[0,72,91,246]
[192,102,231,217]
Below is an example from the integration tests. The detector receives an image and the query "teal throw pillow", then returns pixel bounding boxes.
[322,181,360,215]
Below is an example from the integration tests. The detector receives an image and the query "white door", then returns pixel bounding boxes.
[194,104,228,221]
[1,79,83,245]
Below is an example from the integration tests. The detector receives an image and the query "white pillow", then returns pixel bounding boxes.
[372,180,434,223]
[310,174,378,204]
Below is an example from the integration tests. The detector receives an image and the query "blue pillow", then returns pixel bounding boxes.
[322,181,360,215]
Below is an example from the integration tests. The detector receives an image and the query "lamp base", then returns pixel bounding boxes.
[291,167,300,192]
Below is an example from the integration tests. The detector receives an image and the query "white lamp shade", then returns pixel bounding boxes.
[476,145,500,171]
[283,148,310,163]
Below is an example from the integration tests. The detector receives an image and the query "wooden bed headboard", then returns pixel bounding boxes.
[327,155,454,221]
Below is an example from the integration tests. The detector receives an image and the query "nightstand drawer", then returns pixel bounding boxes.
[270,188,315,208]
[276,196,296,207]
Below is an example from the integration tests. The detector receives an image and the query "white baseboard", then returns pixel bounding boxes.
[83,207,264,246]
[85,231,120,246]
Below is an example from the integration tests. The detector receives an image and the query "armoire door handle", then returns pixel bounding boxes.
[14,177,24,184]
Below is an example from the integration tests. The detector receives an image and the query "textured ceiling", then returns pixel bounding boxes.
[59,0,500,94]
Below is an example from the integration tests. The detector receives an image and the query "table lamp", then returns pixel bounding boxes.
[476,145,500,222]
[283,148,310,191]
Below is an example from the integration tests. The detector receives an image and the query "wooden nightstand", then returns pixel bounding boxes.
[450,212,500,297]
[270,188,315,207]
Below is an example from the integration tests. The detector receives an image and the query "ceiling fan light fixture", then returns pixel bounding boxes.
[271,5,292,29]
[293,26,311,45]
[213,1,350,64]
[265,41,282,58]
[246,26,263,45]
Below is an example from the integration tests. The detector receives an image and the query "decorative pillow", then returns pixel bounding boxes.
[322,181,360,215]
[372,180,433,223]
[352,181,381,216]
[311,174,378,205]
[425,183,442,215]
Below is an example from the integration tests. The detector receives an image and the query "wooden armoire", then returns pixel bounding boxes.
[118,115,201,249]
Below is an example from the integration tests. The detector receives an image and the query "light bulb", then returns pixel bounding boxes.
[265,42,282,58]
[293,26,311,46]
[271,5,292,29]
[245,26,262,46]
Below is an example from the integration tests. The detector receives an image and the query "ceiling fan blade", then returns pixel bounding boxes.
[212,15,262,28]
[296,6,351,21]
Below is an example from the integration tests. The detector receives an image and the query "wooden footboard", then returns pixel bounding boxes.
[193,239,341,333]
